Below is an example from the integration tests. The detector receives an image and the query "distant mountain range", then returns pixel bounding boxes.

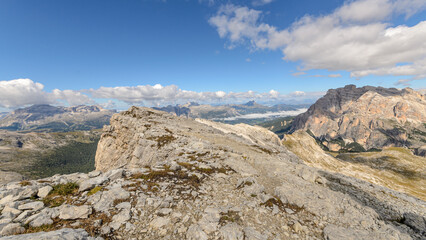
[154,101,310,120]
[0,104,116,132]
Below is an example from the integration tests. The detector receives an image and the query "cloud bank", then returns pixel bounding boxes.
[209,0,426,81]
[0,79,324,110]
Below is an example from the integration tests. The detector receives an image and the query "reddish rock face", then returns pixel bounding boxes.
[291,85,426,152]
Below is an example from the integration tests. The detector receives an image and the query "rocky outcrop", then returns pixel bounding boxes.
[291,85,426,152]
[1,106,425,239]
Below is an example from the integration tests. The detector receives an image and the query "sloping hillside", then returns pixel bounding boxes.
[283,130,426,201]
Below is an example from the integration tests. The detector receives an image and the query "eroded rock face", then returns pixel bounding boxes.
[291,85,426,152]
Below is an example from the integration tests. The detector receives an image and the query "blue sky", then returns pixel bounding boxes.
[0,0,425,110]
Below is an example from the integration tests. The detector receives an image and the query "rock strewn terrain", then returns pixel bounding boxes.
[1,106,425,239]
[291,85,426,153]
[283,130,426,201]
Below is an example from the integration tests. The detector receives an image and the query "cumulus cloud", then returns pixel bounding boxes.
[209,0,426,79]
[89,84,322,105]
[52,89,94,106]
[0,79,54,108]
[0,79,324,110]
[0,79,93,108]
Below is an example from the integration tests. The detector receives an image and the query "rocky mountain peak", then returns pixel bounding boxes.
[291,85,426,152]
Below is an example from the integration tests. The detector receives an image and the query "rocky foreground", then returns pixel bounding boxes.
[0,107,425,239]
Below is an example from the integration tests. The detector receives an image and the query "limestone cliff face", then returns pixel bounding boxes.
[291,85,426,151]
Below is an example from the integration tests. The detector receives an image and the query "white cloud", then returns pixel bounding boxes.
[394,79,412,86]
[0,79,324,110]
[0,79,54,108]
[290,91,306,97]
[209,0,426,79]
[89,83,323,105]
[292,72,306,76]
[52,89,94,106]
[246,58,251,62]
[269,89,279,98]
[328,74,342,78]
[252,0,274,7]
[310,74,342,78]
[0,79,93,109]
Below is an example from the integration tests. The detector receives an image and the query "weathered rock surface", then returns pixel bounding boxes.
[283,130,426,201]
[0,106,424,239]
[291,85,426,153]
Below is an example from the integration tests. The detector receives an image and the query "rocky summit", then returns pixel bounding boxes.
[291,85,426,153]
[0,106,425,239]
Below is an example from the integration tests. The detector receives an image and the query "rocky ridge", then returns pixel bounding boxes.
[291,85,426,153]
[0,107,425,239]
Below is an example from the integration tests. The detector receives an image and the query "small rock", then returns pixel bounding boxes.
[88,170,102,178]
[29,215,53,228]
[18,201,44,211]
[70,221,81,227]
[0,223,25,236]
[116,202,131,210]
[79,176,108,192]
[14,211,32,223]
[244,227,267,240]
[106,169,124,181]
[59,205,92,220]
[37,186,53,198]
[157,208,172,216]
[292,221,302,233]
[1,206,22,218]
[100,225,111,235]
[186,224,208,240]
[220,223,244,240]
[111,209,131,230]
[285,208,294,214]
[149,217,170,230]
